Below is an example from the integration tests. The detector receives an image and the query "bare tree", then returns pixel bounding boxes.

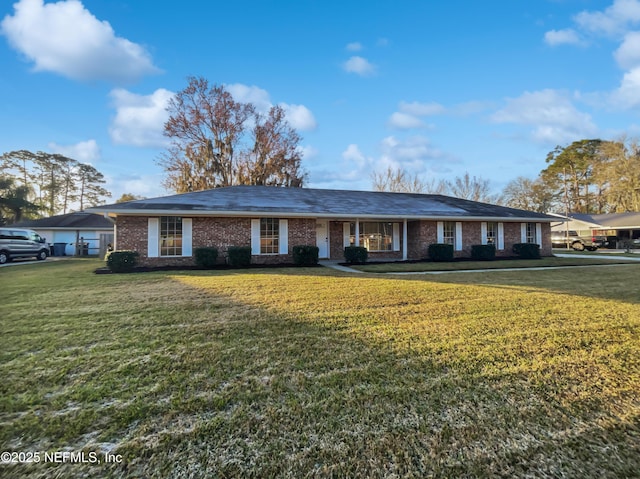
[160,76,306,192]
[446,172,497,203]
[371,166,441,193]
[237,106,306,187]
[501,176,556,213]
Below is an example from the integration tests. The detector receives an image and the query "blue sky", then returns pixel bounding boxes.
[2,0,640,200]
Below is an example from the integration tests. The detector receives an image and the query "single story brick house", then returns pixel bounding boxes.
[87,185,556,266]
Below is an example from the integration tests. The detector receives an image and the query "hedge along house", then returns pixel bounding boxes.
[87,185,556,266]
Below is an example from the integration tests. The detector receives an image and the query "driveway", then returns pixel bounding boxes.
[0,257,68,268]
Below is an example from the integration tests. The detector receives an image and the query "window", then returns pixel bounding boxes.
[260,218,279,254]
[349,222,394,251]
[160,216,182,256]
[526,222,537,244]
[442,221,455,246]
[486,222,497,245]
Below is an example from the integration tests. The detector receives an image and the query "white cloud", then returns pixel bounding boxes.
[0,0,160,83]
[48,139,101,162]
[343,56,376,76]
[387,112,426,130]
[342,144,368,168]
[225,83,272,112]
[614,31,640,69]
[492,89,598,144]
[108,88,173,148]
[346,42,362,52]
[399,101,445,116]
[544,29,583,46]
[574,0,640,37]
[226,83,317,131]
[611,66,640,108]
[280,104,317,131]
[379,135,443,169]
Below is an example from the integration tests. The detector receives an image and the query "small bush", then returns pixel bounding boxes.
[195,247,219,268]
[106,250,139,273]
[227,246,252,267]
[293,245,319,266]
[344,246,368,264]
[471,244,496,261]
[428,243,454,262]
[513,243,541,259]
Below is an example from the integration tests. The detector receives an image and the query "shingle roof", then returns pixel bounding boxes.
[88,186,555,221]
[570,212,640,229]
[13,211,115,229]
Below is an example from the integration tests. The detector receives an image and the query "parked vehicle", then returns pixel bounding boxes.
[551,230,607,251]
[0,228,50,264]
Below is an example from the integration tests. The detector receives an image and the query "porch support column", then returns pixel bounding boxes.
[402,219,408,261]
[355,219,360,246]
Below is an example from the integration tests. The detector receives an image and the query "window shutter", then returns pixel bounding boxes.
[481,222,488,245]
[455,222,463,251]
[521,223,527,243]
[393,223,400,251]
[437,221,444,243]
[343,223,351,247]
[279,219,288,254]
[148,218,159,257]
[536,223,542,246]
[497,223,504,250]
[182,218,192,256]
[251,219,261,255]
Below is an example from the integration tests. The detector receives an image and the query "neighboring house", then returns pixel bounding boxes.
[87,185,556,266]
[12,211,115,257]
[551,212,640,247]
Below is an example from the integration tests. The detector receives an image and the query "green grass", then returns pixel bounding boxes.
[1,259,639,478]
[352,255,639,273]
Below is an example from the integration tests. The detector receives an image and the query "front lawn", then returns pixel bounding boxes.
[351,255,638,273]
[1,259,639,478]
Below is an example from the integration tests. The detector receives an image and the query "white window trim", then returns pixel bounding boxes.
[536,223,542,247]
[251,218,288,255]
[481,222,488,245]
[455,222,462,251]
[148,218,159,258]
[148,217,192,258]
[497,223,504,250]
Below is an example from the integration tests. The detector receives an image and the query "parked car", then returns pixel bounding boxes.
[551,230,607,251]
[0,227,50,264]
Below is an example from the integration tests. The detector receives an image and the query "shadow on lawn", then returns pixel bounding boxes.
[3,263,638,479]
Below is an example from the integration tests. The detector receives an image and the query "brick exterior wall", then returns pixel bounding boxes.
[115,216,316,266]
[115,216,553,267]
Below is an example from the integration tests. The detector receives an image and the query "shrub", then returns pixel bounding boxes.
[293,245,319,266]
[344,246,368,264]
[513,243,541,259]
[471,244,496,261]
[194,247,219,268]
[106,250,139,273]
[428,243,454,262]
[227,246,252,267]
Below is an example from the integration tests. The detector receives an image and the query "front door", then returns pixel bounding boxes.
[316,220,329,258]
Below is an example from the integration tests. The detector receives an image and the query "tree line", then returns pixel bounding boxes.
[373,137,640,214]
[0,150,111,224]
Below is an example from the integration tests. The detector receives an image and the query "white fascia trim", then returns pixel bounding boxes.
[89,209,556,223]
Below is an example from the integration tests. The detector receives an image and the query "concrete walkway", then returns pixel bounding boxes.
[554,253,640,261]
[319,260,364,273]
